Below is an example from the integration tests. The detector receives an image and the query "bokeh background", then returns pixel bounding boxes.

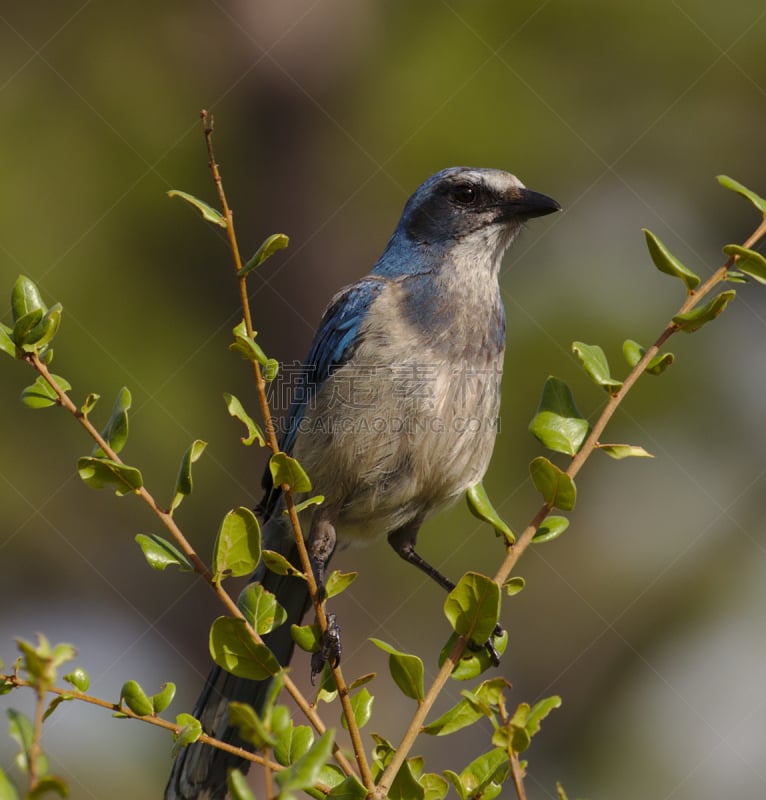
[1,2,765,798]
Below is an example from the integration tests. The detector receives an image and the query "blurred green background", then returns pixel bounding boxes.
[1,2,765,798]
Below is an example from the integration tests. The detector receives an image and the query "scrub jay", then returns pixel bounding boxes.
[166,167,560,799]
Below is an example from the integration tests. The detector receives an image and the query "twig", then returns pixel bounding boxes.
[200,111,373,789]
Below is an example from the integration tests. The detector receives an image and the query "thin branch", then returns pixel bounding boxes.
[3,673,285,773]
[200,111,373,789]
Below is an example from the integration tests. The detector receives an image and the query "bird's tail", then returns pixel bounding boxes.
[164,534,310,800]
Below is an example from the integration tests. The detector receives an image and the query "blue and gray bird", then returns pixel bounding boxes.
[166,166,560,799]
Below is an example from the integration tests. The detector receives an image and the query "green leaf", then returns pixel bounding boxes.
[93,387,131,456]
[274,729,335,794]
[642,229,701,290]
[526,694,562,736]
[0,323,16,358]
[237,583,287,635]
[63,667,90,693]
[423,677,508,736]
[170,439,207,513]
[529,457,576,511]
[288,494,325,515]
[597,443,654,459]
[228,701,276,749]
[370,639,424,702]
[135,533,192,571]
[239,233,290,277]
[672,290,736,333]
[571,342,623,393]
[79,393,100,417]
[269,452,312,493]
[167,189,227,227]
[291,623,322,653]
[420,773,449,800]
[324,570,358,599]
[7,709,39,774]
[327,775,368,800]
[262,549,305,578]
[151,682,176,714]
[120,680,153,716]
[466,482,514,544]
[172,713,202,757]
[230,320,271,365]
[274,718,314,766]
[11,275,46,323]
[209,617,280,680]
[531,515,570,544]
[223,393,265,446]
[21,374,70,409]
[503,576,526,596]
[0,767,20,800]
[622,339,674,375]
[528,377,589,456]
[212,507,261,581]
[717,175,766,215]
[388,758,425,800]
[341,688,373,731]
[77,456,143,496]
[27,775,68,799]
[18,304,62,352]
[723,244,766,284]
[227,769,257,800]
[444,572,500,647]
[13,309,43,347]
[451,748,508,800]
[440,629,508,681]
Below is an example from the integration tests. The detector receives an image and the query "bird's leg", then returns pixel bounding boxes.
[388,521,504,666]
[306,509,341,682]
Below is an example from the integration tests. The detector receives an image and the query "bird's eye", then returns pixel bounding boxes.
[451,182,477,206]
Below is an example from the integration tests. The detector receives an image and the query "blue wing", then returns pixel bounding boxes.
[259,277,386,517]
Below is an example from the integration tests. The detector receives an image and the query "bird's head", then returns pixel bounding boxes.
[399,166,560,257]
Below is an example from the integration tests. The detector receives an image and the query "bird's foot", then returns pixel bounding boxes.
[467,622,505,667]
[310,612,342,684]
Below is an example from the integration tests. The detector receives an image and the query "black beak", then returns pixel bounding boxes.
[512,188,561,219]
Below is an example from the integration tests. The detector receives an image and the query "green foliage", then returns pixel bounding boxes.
[672,290,736,333]
[444,748,509,800]
[529,457,577,511]
[20,375,70,409]
[240,233,290,277]
[642,229,701,291]
[439,629,508,681]
[223,393,266,446]
[444,572,500,648]
[119,679,176,717]
[717,175,766,215]
[621,339,674,375]
[531,515,570,544]
[528,377,589,456]
[167,189,227,228]
[227,769,256,800]
[269,452,312,493]
[92,387,131,457]
[723,244,766,283]
[172,713,202,757]
[324,570,358,599]
[77,456,143,496]
[465,482,514,544]
[341,687,373,731]
[571,342,622,394]
[170,439,207,513]
[369,639,424,702]
[212,507,261,582]
[273,729,335,795]
[208,617,280,680]
[229,320,279,380]
[135,534,193,571]
[237,583,287,635]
